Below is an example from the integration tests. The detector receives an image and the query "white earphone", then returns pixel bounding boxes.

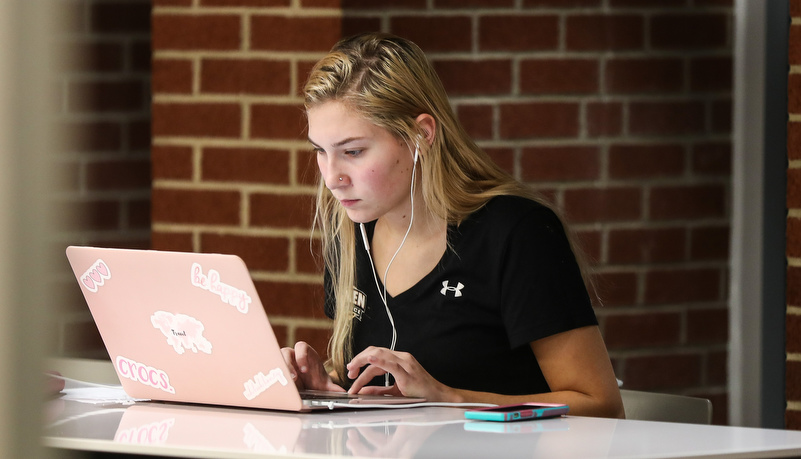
[414,133,425,164]
[358,137,421,386]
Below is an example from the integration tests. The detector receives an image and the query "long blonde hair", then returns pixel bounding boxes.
[304,33,586,383]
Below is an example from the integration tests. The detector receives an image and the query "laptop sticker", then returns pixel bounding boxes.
[115,417,175,445]
[116,355,176,394]
[81,259,111,293]
[190,262,252,313]
[243,368,288,401]
[151,311,213,355]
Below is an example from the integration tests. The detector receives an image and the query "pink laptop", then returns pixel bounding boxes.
[65,246,425,412]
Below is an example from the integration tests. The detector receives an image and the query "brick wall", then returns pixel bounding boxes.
[788,0,801,431]
[51,0,733,423]
[53,0,152,357]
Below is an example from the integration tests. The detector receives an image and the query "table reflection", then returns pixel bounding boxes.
[44,395,801,459]
[44,399,600,458]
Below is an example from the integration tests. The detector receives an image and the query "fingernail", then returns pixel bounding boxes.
[300,366,307,373]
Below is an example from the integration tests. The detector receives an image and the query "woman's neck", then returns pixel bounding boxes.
[374,203,446,247]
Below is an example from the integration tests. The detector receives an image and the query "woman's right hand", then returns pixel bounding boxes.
[281,341,345,392]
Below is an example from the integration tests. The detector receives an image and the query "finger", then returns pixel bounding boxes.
[324,380,347,393]
[347,365,388,394]
[280,348,305,389]
[354,385,397,396]
[347,357,394,394]
[346,346,387,379]
[280,348,298,377]
[281,347,300,385]
[347,369,376,395]
[293,341,313,374]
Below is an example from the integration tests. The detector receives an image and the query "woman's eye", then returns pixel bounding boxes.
[344,150,362,157]
[313,147,325,155]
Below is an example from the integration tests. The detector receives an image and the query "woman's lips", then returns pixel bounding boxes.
[340,199,359,208]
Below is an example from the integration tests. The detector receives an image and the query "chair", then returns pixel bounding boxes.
[620,389,713,424]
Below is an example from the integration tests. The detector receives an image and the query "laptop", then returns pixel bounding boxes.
[65,246,426,412]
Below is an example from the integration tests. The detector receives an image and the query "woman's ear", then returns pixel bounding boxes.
[415,113,436,145]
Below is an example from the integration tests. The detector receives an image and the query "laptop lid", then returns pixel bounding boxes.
[65,246,423,412]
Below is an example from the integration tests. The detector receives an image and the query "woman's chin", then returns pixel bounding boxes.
[344,209,375,224]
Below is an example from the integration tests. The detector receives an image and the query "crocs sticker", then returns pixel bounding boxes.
[115,418,175,445]
[151,311,212,355]
[81,259,111,293]
[116,355,175,394]
[243,368,288,401]
[190,263,251,313]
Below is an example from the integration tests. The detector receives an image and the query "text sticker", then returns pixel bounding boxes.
[81,259,111,293]
[116,355,175,394]
[243,368,288,401]
[190,263,251,313]
[151,311,212,355]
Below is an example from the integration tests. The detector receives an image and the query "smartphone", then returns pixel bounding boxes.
[464,403,569,422]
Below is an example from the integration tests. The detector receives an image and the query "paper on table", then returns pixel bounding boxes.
[56,375,148,405]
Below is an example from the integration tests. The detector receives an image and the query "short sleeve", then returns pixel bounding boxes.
[499,206,597,348]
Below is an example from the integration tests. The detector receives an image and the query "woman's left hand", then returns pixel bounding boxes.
[345,346,456,401]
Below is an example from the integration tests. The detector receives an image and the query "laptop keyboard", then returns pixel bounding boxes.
[300,390,360,400]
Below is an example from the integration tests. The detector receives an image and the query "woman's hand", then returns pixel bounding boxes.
[342,328,624,419]
[346,346,457,401]
[281,341,345,393]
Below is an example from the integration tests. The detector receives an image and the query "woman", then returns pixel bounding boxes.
[282,32,624,418]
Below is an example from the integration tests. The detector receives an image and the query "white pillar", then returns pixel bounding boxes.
[730,0,766,428]
[0,0,67,456]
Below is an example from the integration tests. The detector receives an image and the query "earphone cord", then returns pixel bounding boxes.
[361,147,417,387]
[382,156,416,345]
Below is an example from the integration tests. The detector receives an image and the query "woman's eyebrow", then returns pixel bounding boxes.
[307,136,367,149]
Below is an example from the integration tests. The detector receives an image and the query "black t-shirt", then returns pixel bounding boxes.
[324,195,597,395]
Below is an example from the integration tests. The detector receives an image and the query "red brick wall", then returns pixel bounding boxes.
[787,0,801,431]
[50,0,733,422]
[54,0,152,357]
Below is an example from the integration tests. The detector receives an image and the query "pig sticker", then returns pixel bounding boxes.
[150,311,212,355]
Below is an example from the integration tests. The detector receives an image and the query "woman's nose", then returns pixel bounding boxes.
[326,174,350,190]
[322,159,348,190]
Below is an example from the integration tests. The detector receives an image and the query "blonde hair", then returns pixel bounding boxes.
[304,33,586,383]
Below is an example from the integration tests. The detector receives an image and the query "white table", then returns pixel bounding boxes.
[42,359,801,459]
[43,396,801,458]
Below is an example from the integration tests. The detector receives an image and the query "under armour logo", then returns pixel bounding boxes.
[440,280,464,297]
